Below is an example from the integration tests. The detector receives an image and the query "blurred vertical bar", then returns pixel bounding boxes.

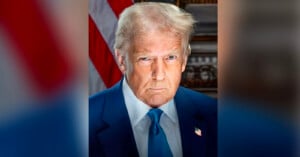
[219,0,299,157]
[0,0,88,157]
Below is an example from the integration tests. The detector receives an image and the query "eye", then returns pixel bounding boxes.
[137,56,153,65]
[166,55,178,60]
[138,57,151,61]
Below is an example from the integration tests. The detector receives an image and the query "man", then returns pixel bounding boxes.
[89,2,217,157]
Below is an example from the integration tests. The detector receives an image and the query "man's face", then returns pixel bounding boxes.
[118,31,187,107]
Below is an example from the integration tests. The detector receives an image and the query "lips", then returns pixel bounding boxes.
[148,87,166,92]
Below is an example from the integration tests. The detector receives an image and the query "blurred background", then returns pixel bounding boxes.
[0,0,299,157]
[0,0,87,157]
[219,0,299,157]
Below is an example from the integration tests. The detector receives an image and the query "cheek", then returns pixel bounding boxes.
[173,66,185,85]
[169,63,185,77]
[127,66,150,89]
[173,71,183,85]
[124,58,139,82]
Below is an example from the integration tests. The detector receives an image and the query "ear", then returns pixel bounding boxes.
[115,49,126,74]
[181,55,188,72]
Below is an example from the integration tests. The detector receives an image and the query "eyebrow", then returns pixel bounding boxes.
[133,49,181,56]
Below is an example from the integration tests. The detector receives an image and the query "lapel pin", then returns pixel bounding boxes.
[194,127,202,136]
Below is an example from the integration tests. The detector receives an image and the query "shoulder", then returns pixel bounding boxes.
[175,86,217,115]
[89,82,122,130]
[89,87,113,117]
[89,84,118,105]
[176,86,217,105]
[89,82,122,111]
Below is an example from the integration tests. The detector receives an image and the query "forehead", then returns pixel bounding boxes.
[132,30,182,52]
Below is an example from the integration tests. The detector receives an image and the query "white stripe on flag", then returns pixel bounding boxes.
[89,59,107,95]
[89,0,118,56]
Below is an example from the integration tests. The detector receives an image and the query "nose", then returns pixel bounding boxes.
[152,58,165,81]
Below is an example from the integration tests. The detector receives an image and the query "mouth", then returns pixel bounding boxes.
[148,88,166,92]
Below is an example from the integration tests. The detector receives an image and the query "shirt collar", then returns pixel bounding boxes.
[123,78,150,127]
[160,99,177,124]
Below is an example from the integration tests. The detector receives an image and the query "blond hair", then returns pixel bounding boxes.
[114,2,195,56]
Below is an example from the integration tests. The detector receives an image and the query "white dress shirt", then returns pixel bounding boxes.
[122,79,183,157]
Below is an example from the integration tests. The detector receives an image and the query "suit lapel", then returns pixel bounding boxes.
[175,88,208,157]
[96,80,139,157]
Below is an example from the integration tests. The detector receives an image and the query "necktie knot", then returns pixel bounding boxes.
[148,108,163,123]
[148,108,163,135]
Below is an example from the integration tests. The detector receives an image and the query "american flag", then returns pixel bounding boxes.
[89,0,133,95]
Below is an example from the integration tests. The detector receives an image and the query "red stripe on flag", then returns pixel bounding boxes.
[89,16,122,88]
[107,0,133,18]
[0,0,73,97]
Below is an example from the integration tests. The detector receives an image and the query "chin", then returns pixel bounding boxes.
[146,96,171,108]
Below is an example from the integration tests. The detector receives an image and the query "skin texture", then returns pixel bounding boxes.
[116,30,187,107]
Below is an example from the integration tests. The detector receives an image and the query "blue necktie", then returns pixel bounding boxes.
[147,108,173,157]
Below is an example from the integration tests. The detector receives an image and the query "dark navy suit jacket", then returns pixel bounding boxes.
[89,80,217,157]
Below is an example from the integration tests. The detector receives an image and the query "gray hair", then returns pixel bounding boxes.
[114,2,195,57]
